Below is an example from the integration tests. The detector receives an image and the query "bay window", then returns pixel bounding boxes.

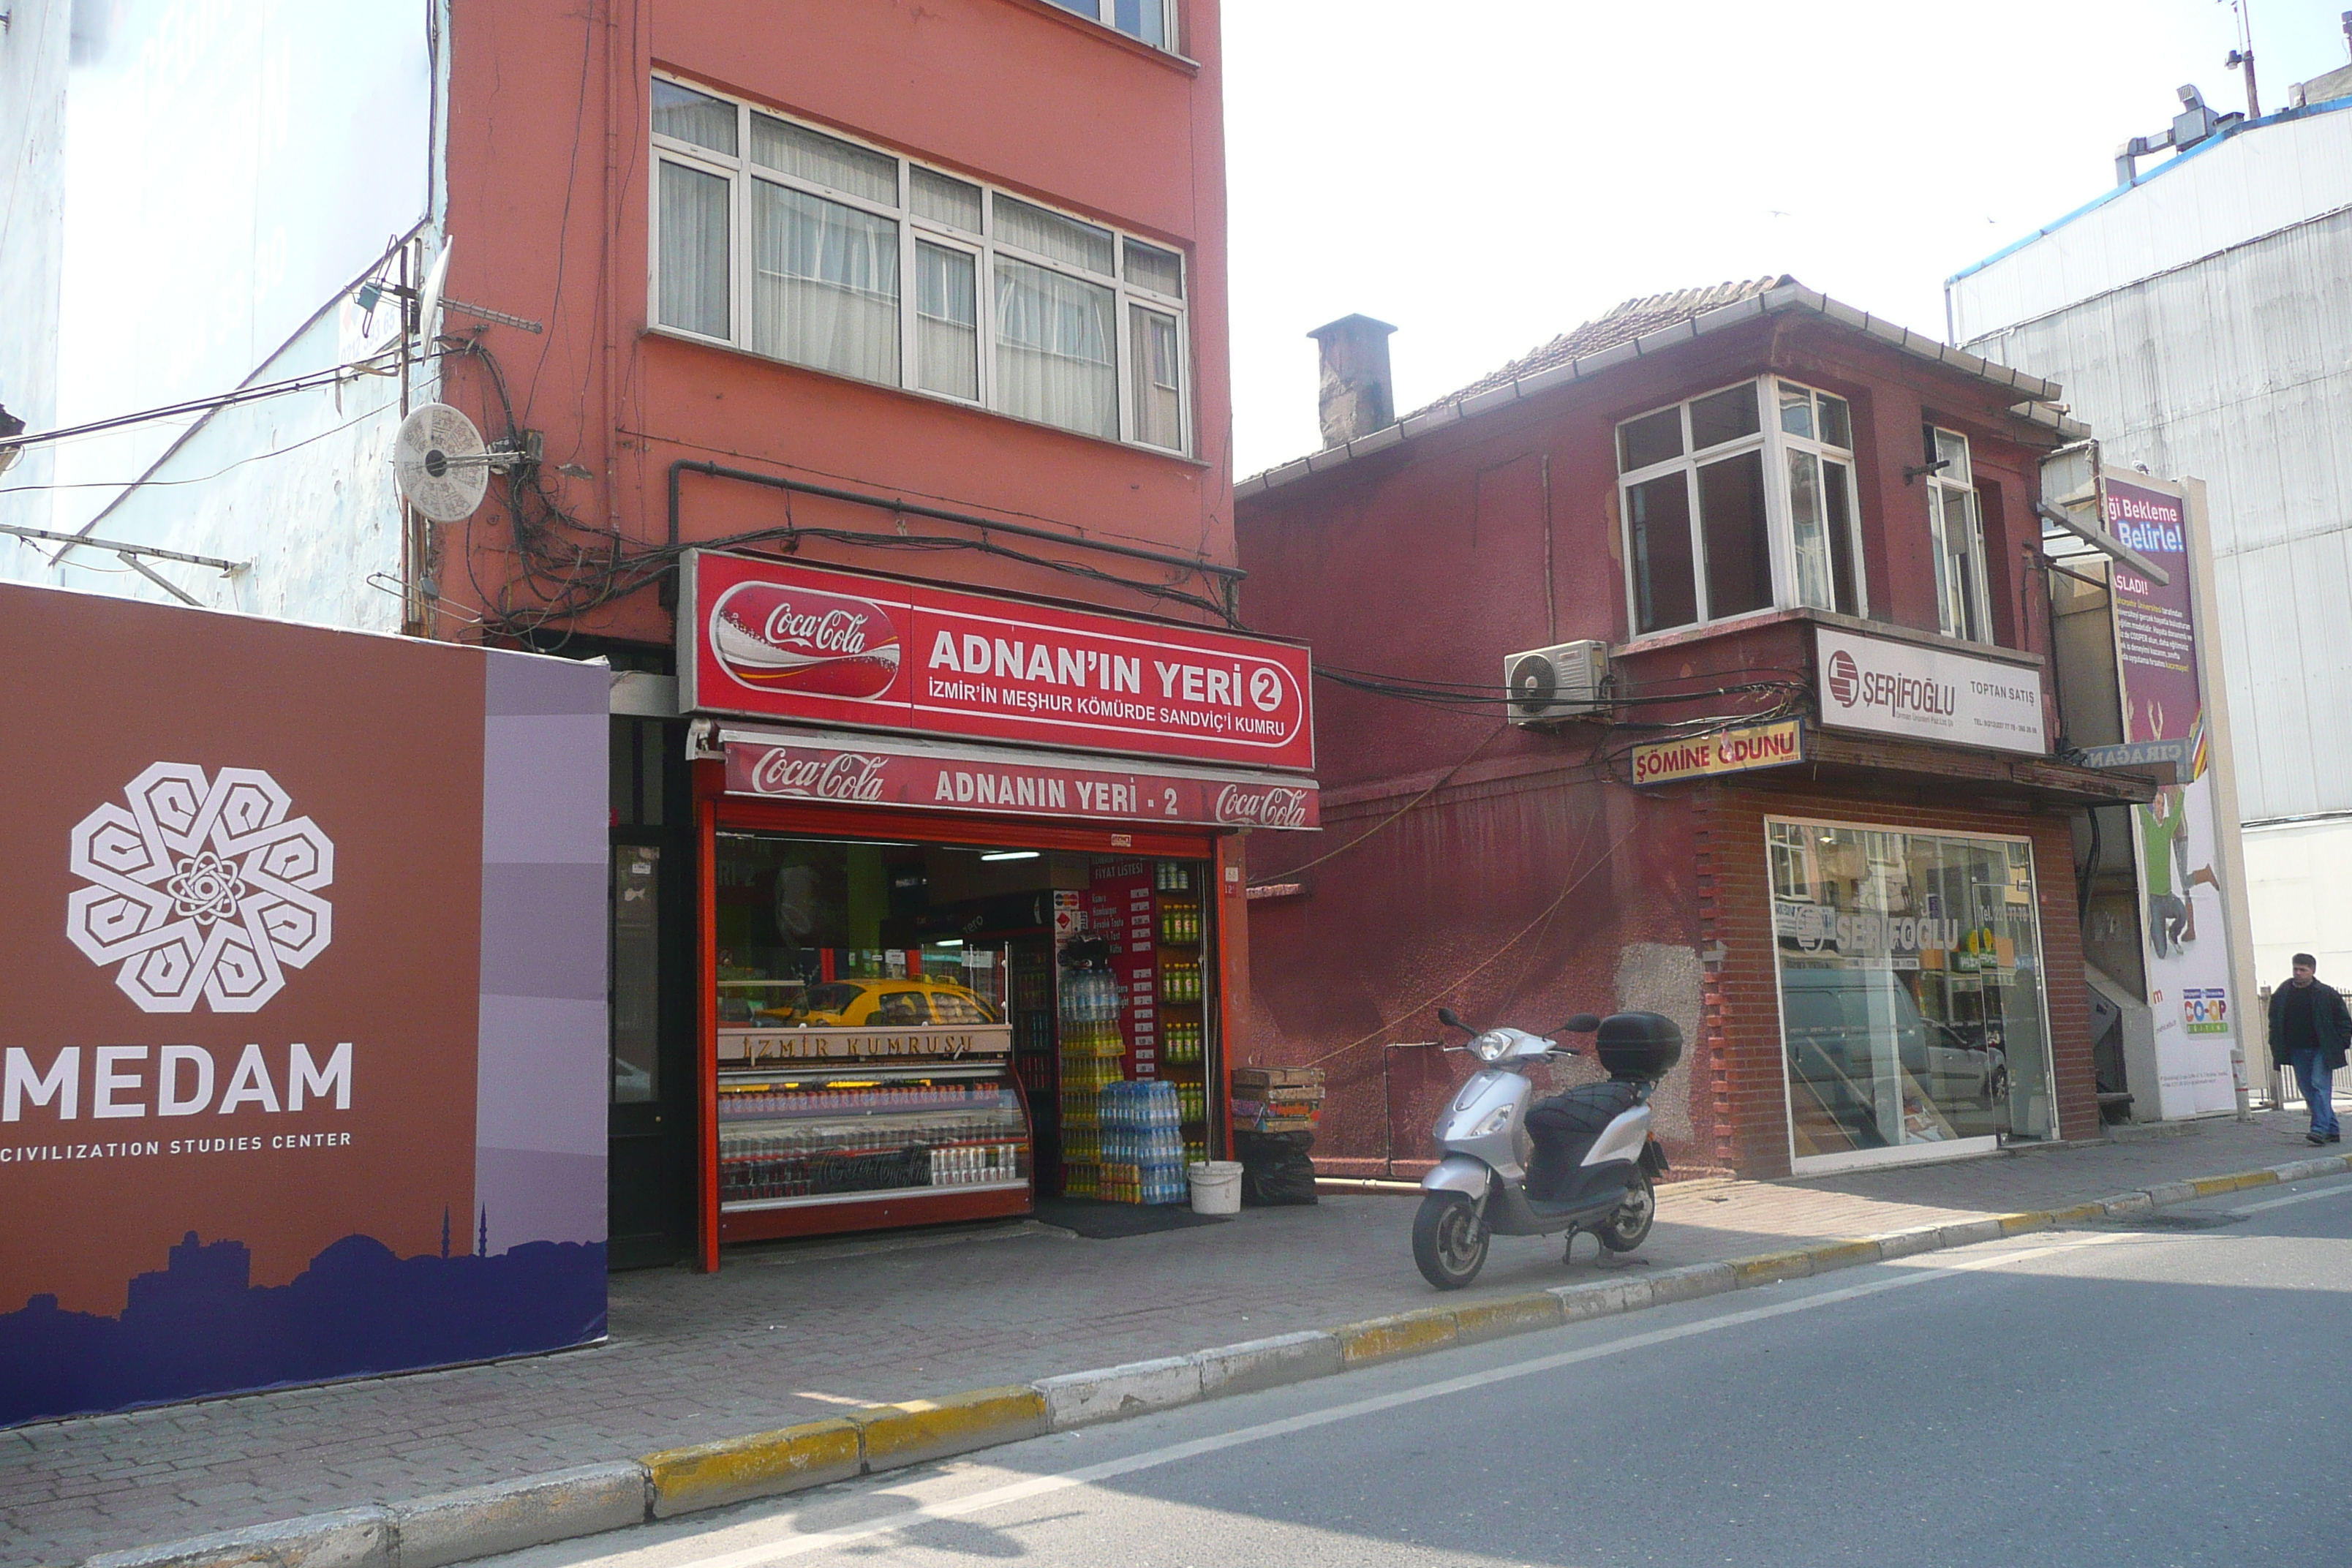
[649,77,1191,455]
[1617,378,1866,636]
[1923,426,1992,643]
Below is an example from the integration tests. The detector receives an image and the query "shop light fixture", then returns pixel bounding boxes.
[979,850,1040,862]
[935,938,965,947]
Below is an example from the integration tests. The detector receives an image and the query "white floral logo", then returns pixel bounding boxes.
[67,764,335,1013]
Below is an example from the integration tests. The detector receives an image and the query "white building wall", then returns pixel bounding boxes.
[0,0,71,571]
[1950,102,2352,1018]
[1,0,435,633]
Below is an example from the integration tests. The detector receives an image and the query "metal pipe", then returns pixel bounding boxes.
[666,458,1246,583]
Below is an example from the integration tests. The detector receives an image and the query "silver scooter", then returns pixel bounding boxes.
[1412,1007,1684,1290]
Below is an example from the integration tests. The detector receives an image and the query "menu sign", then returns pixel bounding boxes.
[1088,862,1159,1079]
[681,553,1314,772]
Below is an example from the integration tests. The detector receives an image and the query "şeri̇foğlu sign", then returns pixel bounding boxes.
[2106,477,2237,1116]
[0,581,608,1427]
[1629,719,1804,786]
[1814,626,2046,755]
[720,729,1319,830]
[678,552,1315,772]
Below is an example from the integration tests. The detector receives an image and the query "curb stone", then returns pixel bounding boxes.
[78,1151,2352,1568]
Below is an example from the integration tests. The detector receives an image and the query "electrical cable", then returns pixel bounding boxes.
[1,349,412,451]
[0,402,394,496]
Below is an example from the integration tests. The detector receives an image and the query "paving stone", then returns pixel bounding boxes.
[8,1109,2332,1565]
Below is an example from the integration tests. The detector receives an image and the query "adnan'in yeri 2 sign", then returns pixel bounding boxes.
[722,736,1319,831]
[1629,720,1804,786]
[678,553,1315,772]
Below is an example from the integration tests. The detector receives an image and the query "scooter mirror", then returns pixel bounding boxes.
[1436,1006,1466,1031]
[1562,1013,1602,1033]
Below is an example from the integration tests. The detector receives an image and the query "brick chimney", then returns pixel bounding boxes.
[1308,314,1397,449]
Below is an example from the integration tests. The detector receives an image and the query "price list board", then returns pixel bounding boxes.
[1087,860,1159,1079]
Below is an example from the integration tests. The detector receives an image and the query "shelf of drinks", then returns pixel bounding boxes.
[720,1131,1030,1212]
[718,1082,1019,1123]
[724,1179,1031,1215]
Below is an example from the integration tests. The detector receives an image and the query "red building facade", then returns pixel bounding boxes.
[1237,281,2149,1181]
[412,1,1292,1267]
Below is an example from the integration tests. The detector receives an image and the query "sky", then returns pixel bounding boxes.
[1221,0,2352,478]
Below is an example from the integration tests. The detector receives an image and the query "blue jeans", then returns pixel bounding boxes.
[2293,1049,2340,1137]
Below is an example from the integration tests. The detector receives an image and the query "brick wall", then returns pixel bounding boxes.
[1695,783,2097,1178]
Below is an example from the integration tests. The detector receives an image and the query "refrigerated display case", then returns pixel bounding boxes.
[716,1053,1031,1241]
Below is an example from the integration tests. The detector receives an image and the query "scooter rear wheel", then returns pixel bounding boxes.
[1595,1172,1656,1253]
[1412,1193,1490,1289]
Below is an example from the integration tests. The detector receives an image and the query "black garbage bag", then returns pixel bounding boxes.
[1235,1128,1319,1207]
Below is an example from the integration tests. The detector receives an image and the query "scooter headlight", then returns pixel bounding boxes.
[1471,1104,1515,1137]
[1471,1030,1512,1063]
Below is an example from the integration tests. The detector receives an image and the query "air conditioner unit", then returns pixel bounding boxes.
[1505,640,1608,725]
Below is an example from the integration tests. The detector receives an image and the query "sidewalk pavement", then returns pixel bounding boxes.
[6,1109,2340,1566]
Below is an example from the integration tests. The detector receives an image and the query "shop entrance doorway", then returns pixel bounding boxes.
[708,826,1220,1248]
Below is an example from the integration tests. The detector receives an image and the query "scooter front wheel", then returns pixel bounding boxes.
[1595,1172,1656,1253]
[1412,1193,1490,1289]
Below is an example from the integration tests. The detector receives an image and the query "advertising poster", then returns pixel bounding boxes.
[0,583,608,1425]
[1814,627,2046,755]
[2106,478,2238,1116]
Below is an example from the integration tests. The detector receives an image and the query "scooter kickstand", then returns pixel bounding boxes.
[1561,1228,1579,1264]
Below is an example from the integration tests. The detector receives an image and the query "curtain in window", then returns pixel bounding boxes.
[1130,305,1180,450]
[751,113,897,204]
[994,258,1116,438]
[750,181,900,386]
[1787,449,1835,611]
[658,161,730,339]
[916,242,979,401]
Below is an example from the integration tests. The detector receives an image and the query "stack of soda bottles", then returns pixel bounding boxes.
[1097,1079,1188,1205]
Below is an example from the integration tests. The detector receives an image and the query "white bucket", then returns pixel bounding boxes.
[1188,1160,1243,1215]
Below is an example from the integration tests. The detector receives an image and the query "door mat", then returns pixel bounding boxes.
[1031,1197,1232,1240]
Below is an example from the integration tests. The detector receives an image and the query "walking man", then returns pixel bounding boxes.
[2269,953,2351,1146]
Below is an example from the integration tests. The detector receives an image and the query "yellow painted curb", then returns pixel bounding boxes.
[856,1385,1048,1472]
[2050,1202,2107,1224]
[1803,1239,1882,1273]
[641,1417,863,1518]
[1997,1210,2054,1235]
[1730,1249,1815,1285]
[1337,1308,1459,1364]
[2190,1169,2278,1196]
[1452,1292,1562,1343]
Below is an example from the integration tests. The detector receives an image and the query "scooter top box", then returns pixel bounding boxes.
[1592,1011,1683,1081]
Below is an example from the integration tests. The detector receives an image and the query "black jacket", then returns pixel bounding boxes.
[2269,979,2352,1071]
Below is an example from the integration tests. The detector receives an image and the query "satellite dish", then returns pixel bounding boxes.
[416,238,452,347]
[394,403,491,524]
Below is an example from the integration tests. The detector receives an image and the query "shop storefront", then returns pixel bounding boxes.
[1768,816,2057,1168]
[674,552,1317,1267]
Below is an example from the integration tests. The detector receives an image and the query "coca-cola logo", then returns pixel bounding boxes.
[747,748,892,804]
[1214,783,1310,829]
[708,580,902,701]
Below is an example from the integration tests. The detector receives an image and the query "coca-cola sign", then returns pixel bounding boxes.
[1213,783,1311,829]
[680,553,1314,772]
[721,735,1319,831]
[745,747,890,803]
[706,579,901,701]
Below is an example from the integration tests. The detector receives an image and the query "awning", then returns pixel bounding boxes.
[693,722,1319,832]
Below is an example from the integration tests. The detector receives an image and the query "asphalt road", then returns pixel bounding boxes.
[494,1175,2352,1568]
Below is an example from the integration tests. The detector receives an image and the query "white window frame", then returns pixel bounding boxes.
[1044,0,1180,53]
[648,75,1191,458]
[1614,376,1869,638]
[1923,426,1994,645]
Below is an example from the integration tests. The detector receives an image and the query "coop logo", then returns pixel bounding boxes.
[1821,647,1953,718]
[708,579,902,701]
[66,764,334,1014]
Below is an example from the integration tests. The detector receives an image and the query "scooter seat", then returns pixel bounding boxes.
[1526,1080,1642,1143]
